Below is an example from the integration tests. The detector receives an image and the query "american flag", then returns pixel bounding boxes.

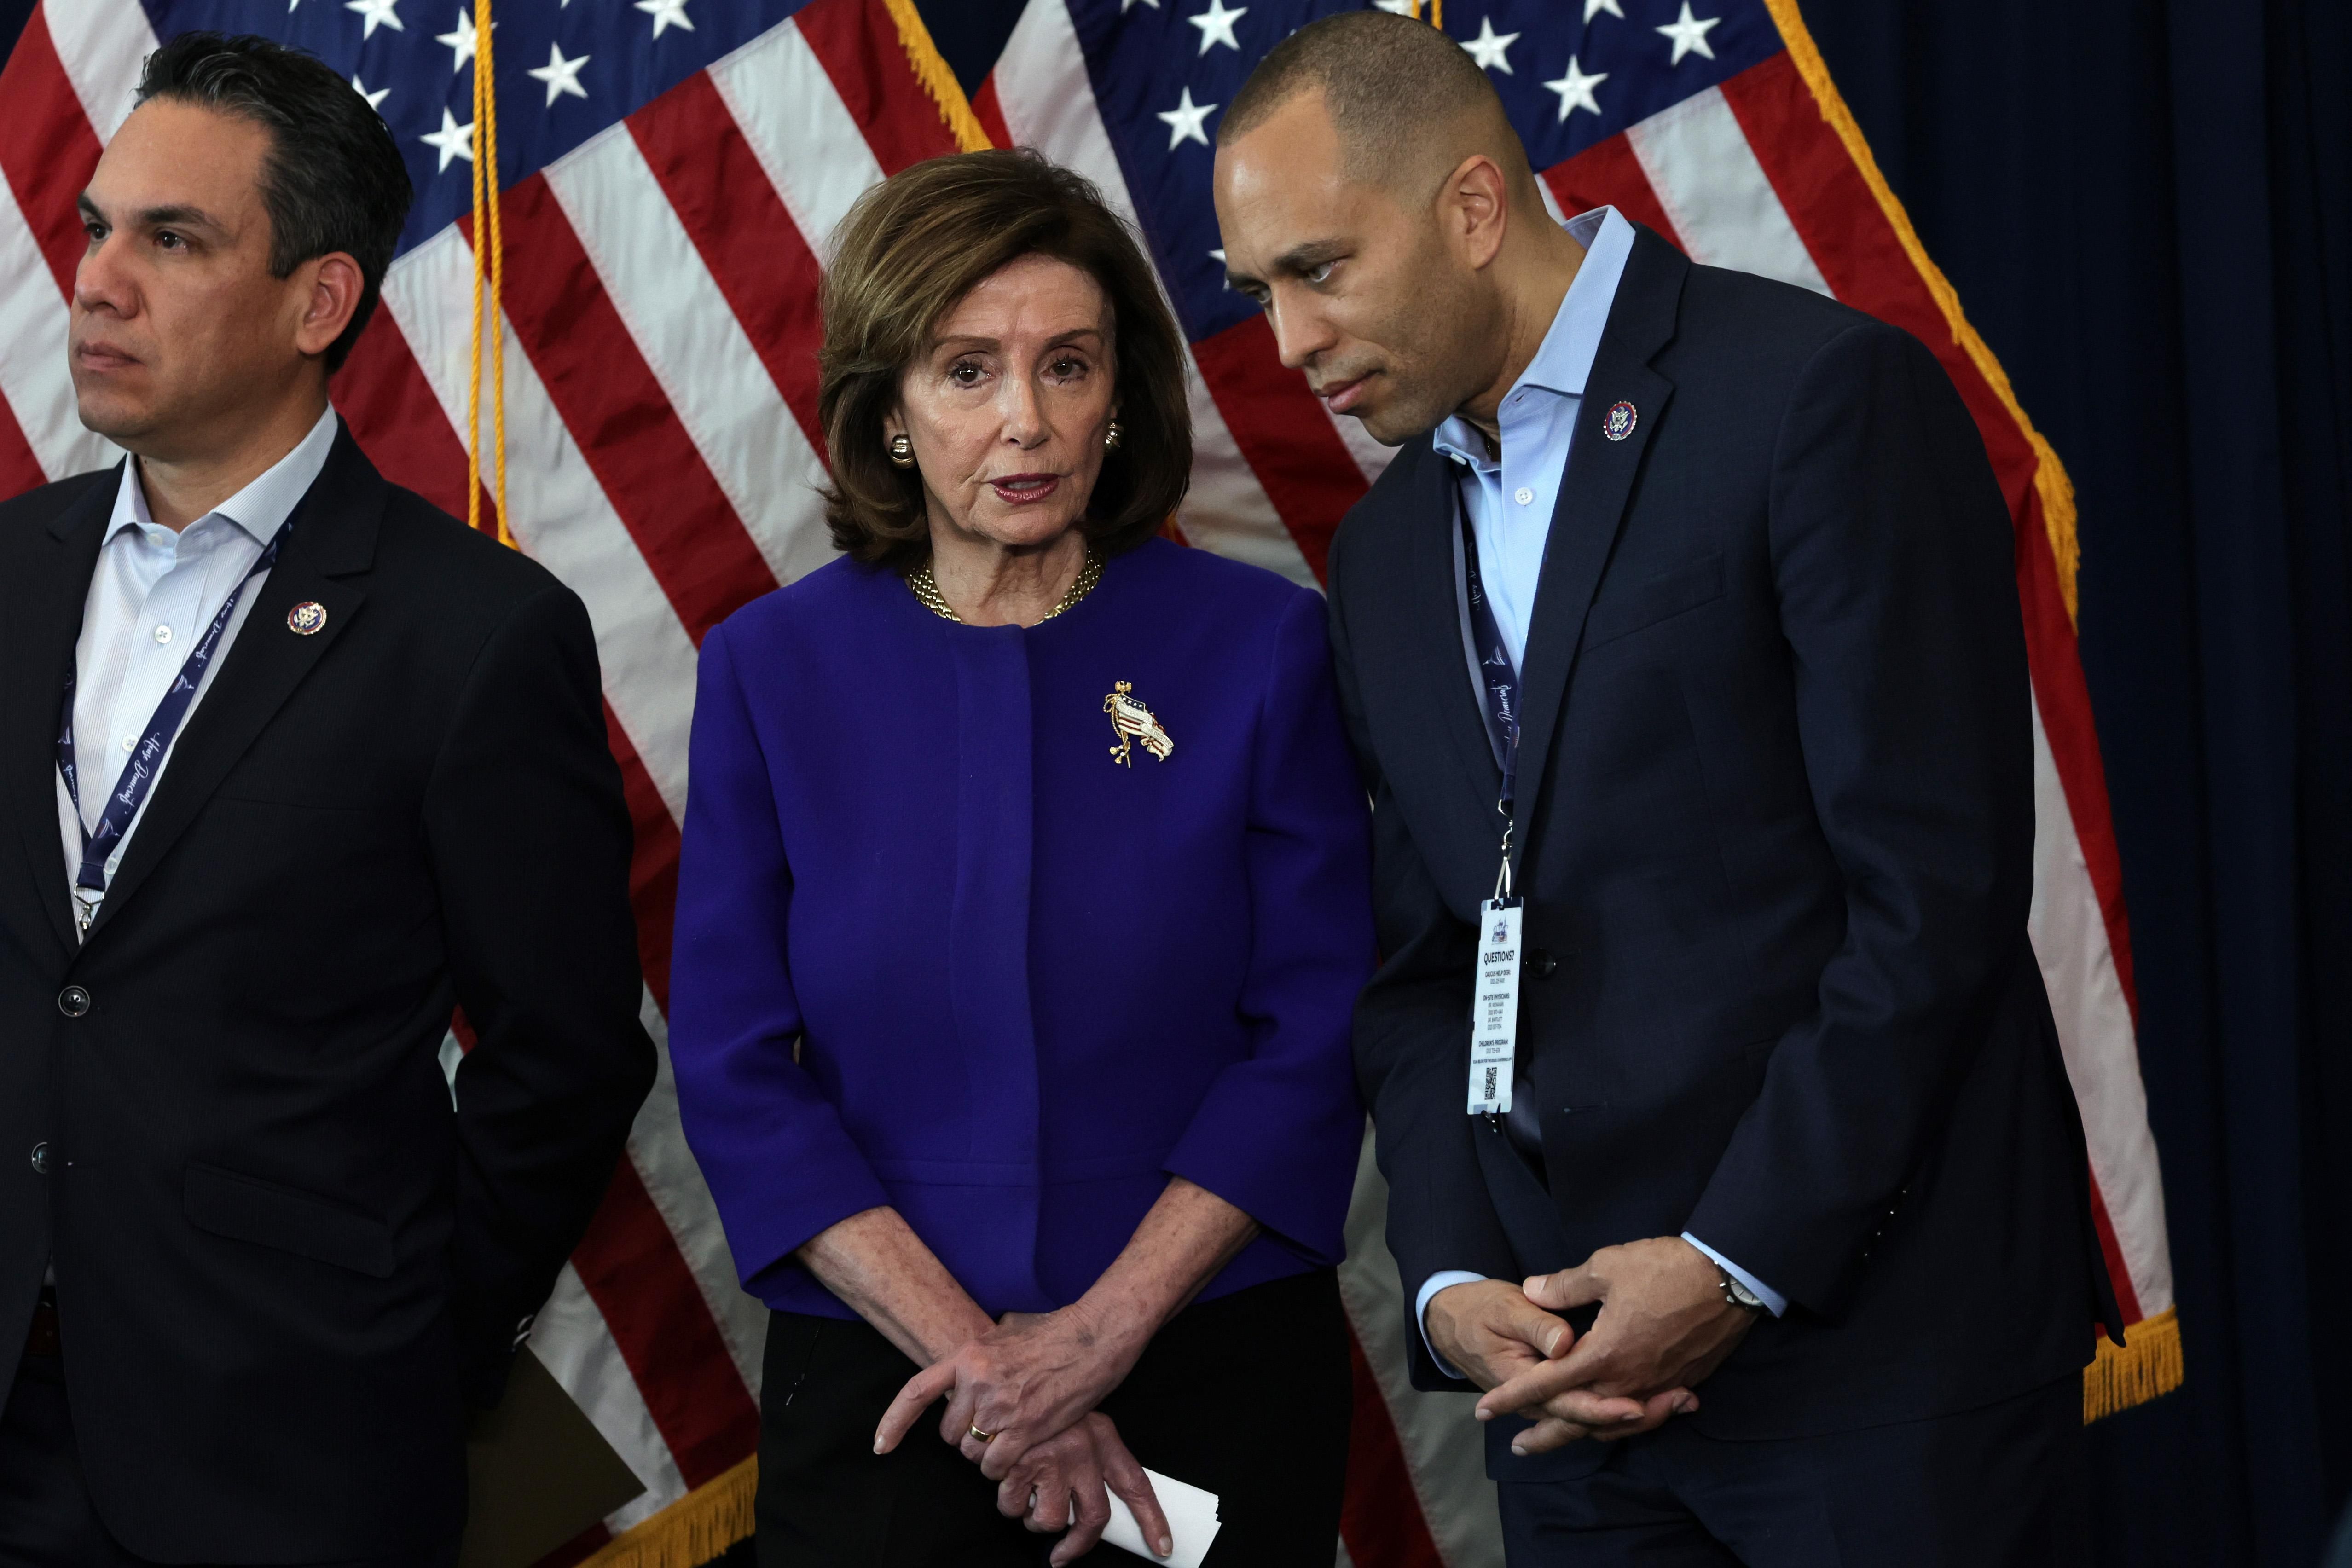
[0,1,2180,1564]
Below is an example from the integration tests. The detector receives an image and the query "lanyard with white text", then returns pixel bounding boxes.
[56,519,290,936]
[1460,502,1524,1117]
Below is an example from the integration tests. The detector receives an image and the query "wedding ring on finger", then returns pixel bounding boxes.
[969,1424,996,1444]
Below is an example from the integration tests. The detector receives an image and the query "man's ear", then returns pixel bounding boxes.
[1441,154,1512,272]
[294,251,365,359]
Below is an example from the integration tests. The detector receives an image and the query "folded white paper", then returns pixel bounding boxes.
[1102,1467,1220,1567]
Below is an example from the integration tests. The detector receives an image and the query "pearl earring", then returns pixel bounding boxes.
[888,433,915,469]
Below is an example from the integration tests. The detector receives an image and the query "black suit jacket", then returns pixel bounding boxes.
[0,427,656,1557]
[1331,229,2119,1443]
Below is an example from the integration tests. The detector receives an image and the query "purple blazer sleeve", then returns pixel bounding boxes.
[1161,588,1374,1262]
[668,620,892,1292]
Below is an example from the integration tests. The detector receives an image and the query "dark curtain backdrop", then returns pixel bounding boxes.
[3,1,2342,1563]
[1790,4,2352,1567]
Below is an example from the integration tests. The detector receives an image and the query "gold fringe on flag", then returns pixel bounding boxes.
[1757,0,2081,625]
[579,1457,758,1568]
[465,0,512,548]
[2084,1308,2185,1423]
[882,0,993,154]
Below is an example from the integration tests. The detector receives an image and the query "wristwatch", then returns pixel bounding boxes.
[1715,1266,1767,1313]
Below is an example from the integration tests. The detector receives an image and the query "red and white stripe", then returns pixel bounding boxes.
[0,4,2170,1563]
[0,1,960,1553]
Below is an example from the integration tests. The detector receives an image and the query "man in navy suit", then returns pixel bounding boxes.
[0,33,651,1565]
[1214,12,2117,1564]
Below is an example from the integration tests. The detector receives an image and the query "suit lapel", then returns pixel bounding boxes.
[2,469,120,959]
[1399,442,1509,832]
[82,430,384,942]
[1511,230,1687,860]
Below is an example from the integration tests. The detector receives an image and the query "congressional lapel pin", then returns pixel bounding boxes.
[1603,401,1639,442]
[287,602,329,636]
[1104,682,1174,767]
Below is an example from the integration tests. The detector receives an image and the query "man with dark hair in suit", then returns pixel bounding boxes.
[0,33,654,1566]
[1214,12,2117,1564]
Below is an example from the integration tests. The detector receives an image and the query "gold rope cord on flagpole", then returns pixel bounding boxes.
[466,0,512,547]
[1757,0,2080,625]
[577,1457,758,1568]
[882,0,993,153]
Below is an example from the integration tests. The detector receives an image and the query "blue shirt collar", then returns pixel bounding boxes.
[104,404,341,549]
[1431,205,1639,469]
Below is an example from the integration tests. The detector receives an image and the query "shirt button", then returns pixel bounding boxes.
[29,1143,49,1175]
[122,735,137,752]
[154,625,173,645]
[1514,487,1535,506]
[57,986,91,1018]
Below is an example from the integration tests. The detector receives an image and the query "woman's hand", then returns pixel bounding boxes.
[874,1178,1260,1478]
[997,1411,1171,1565]
[874,1299,1145,1480]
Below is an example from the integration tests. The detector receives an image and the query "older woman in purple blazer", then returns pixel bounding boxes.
[669,150,1373,1567]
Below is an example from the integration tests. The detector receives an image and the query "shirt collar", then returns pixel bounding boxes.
[1431,205,1640,468]
[104,403,341,548]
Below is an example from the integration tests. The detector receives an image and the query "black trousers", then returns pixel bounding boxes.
[755,1269,1352,1568]
[0,1293,458,1568]
[1492,1372,2090,1567]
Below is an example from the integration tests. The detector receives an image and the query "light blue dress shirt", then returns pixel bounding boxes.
[1416,210,1784,1377]
[53,405,339,936]
[1433,206,1635,675]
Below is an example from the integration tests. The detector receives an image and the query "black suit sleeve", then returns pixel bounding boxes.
[1328,526,1515,1390]
[423,583,657,1405]
[1682,321,2035,1316]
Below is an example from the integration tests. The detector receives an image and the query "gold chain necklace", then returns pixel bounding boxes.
[909,549,1103,625]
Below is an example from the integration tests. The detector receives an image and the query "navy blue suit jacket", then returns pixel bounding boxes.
[0,431,654,1556]
[1330,228,2119,1441]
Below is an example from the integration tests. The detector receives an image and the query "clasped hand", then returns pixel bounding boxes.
[1431,1237,1757,1456]
[874,1305,1171,1564]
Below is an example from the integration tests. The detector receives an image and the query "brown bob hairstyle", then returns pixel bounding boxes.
[817,148,1192,569]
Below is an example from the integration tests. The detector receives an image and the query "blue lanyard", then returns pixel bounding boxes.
[57,518,290,929]
[1459,496,1521,846]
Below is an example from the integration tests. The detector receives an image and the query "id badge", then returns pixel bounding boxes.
[1466,896,1523,1115]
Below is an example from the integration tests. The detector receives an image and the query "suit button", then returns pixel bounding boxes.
[1529,949,1559,979]
[57,986,91,1018]
[29,1143,49,1175]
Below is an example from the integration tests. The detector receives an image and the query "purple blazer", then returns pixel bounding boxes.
[670,538,1373,1318]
